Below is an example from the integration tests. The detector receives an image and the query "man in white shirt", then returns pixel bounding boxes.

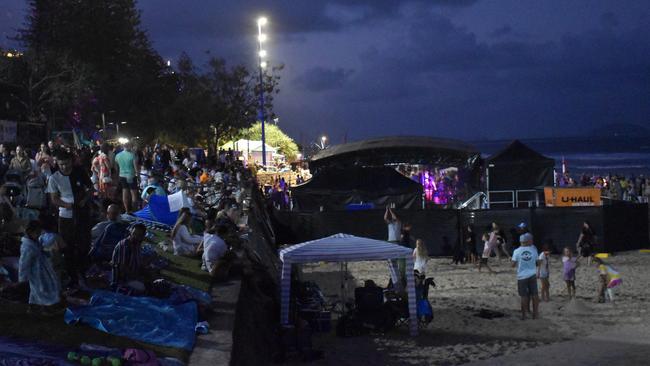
[384,206,402,243]
[384,206,404,288]
[46,150,94,288]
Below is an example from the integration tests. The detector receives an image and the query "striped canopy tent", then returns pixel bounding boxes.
[279,233,418,336]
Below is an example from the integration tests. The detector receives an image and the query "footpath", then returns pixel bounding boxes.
[189,184,281,365]
[188,280,241,365]
[463,324,650,366]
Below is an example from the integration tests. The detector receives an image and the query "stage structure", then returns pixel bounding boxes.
[291,166,423,211]
[485,140,554,209]
[309,136,481,207]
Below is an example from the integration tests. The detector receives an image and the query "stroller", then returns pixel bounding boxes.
[414,271,435,326]
[383,271,435,328]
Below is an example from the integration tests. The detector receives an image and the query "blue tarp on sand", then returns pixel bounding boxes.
[64,290,197,350]
[0,337,74,365]
[133,194,178,227]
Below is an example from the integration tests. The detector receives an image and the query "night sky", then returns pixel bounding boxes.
[2,1,649,144]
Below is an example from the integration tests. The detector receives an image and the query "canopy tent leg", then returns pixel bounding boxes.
[387,260,399,289]
[280,261,293,324]
[405,256,418,336]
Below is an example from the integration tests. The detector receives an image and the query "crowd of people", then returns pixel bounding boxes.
[384,210,620,321]
[557,171,650,202]
[0,139,250,316]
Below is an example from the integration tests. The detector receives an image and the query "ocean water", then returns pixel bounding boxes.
[473,136,650,177]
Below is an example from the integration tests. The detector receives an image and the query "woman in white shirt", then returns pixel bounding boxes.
[413,239,429,275]
[171,212,202,255]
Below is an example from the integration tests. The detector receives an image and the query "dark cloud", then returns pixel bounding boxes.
[293,67,354,92]
[314,10,650,140]
[489,25,512,38]
[600,12,619,29]
[138,0,480,42]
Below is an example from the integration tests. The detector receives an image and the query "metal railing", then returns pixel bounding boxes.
[459,191,487,210]
[487,189,539,209]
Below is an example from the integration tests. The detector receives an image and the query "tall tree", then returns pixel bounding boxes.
[18,0,172,137]
[161,54,283,148]
[0,50,88,124]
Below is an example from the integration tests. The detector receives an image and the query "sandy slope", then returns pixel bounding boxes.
[295,251,650,365]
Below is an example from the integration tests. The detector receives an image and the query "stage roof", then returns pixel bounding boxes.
[309,136,479,172]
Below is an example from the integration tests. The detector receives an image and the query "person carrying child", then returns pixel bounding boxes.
[18,220,61,313]
[562,247,579,299]
[537,243,551,302]
[593,257,622,303]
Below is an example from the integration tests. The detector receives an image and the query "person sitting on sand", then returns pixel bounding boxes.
[18,220,61,313]
[511,223,540,320]
[562,247,579,299]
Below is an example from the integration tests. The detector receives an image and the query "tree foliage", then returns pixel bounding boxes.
[0,0,283,146]
[238,122,299,162]
[162,54,283,147]
[0,49,89,122]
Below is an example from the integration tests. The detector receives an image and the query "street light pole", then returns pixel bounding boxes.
[257,17,268,167]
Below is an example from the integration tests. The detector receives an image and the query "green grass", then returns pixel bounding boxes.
[0,229,213,362]
[154,237,212,292]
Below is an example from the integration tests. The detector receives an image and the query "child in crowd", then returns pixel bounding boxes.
[478,232,495,273]
[594,257,622,303]
[562,247,579,299]
[537,243,551,302]
[18,220,61,313]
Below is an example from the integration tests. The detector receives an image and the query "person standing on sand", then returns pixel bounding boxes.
[478,232,496,274]
[576,221,595,266]
[537,243,551,302]
[511,223,540,320]
[385,206,405,287]
[464,224,477,264]
[562,247,579,299]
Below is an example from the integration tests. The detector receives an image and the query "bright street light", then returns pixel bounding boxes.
[118,137,129,145]
[316,135,328,150]
[256,16,270,166]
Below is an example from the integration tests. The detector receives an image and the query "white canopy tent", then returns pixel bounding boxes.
[279,233,418,336]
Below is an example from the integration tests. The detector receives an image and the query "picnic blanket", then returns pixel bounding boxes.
[0,337,73,365]
[64,290,197,350]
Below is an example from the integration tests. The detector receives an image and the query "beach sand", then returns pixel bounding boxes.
[293,251,650,365]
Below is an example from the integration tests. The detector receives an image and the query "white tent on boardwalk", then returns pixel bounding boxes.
[279,233,418,336]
